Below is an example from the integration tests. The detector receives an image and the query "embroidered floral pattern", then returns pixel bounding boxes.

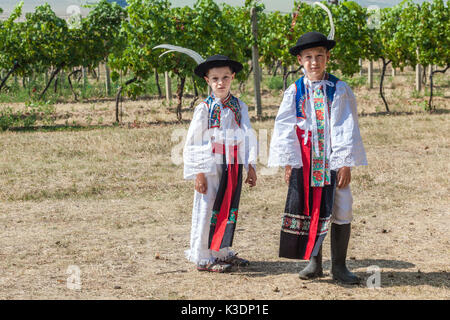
[313,171,323,182]
[210,106,221,128]
[229,208,238,223]
[206,94,241,129]
[282,215,310,235]
[211,208,238,226]
[281,214,330,236]
[211,210,219,225]
[318,217,330,235]
[315,109,324,121]
[311,86,331,187]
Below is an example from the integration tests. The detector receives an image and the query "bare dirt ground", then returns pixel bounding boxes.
[0,70,448,299]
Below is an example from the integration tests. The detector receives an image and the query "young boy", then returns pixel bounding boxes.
[268,32,367,284]
[184,55,258,272]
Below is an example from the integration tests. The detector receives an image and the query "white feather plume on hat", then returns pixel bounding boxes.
[153,44,205,65]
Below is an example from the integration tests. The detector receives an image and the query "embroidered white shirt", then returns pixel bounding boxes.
[268,80,367,170]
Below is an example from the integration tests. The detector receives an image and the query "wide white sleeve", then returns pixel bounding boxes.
[330,82,368,170]
[267,84,302,168]
[183,103,216,180]
[239,100,258,172]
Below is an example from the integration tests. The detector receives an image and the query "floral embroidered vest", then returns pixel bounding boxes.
[311,86,330,186]
[294,73,339,119]
[295,74,339,187]
[203,94,241,129]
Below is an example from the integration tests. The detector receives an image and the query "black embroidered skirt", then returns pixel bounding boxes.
[208,160,243,251]
[279,168,336,260]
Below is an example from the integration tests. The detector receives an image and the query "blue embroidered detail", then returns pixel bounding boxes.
[294,73,339,119]
[205,94,241,129]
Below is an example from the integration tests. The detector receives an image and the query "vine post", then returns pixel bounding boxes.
[105,63,112,96]
[165,71,172,105]
[368,61,373,89]
[359,58,363,76]
[415,48,422,92]
[250,6,262,119]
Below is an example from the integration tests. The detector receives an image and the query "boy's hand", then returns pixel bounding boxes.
[285,165,292,184]
[195,173,208,194]
[337,166,351,189]
[245,165,257,187]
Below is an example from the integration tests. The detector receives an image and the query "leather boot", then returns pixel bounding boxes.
[331,223,360,284]
[298,245,323,279]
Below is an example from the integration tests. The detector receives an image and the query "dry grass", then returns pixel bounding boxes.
[0,70,448,299]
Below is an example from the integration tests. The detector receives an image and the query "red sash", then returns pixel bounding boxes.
[296,127,323,260]
[209,142,240,252]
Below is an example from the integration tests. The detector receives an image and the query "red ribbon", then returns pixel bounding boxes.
[296,127,323,260]
[209,142,239,252]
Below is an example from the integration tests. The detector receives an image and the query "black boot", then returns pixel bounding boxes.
[299,245,323,279]
[331,223,360,284]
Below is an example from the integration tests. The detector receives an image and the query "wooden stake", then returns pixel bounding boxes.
[251,7,262,119]
[359,58,363,76]
[416,64,422,92]
[165,71,172,105]
[368,60,373,89]
[416,48,422,92]
[105,63,111,96]
[82,67,87,92]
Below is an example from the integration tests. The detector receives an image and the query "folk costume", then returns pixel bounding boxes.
[183,56,257,271]
[268,31,367,284]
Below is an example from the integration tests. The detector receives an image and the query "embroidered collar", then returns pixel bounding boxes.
[304,72,335,89]
[204,93,241,128]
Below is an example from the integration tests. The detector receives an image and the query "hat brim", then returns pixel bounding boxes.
[194,60,243,78]
[289,40,336,56]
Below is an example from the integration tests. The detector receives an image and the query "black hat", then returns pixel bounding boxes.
[289,31,336,56]
[194,55,243,78]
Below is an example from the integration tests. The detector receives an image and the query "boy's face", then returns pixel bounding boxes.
[204,66,235,99]
[297,46,330,81]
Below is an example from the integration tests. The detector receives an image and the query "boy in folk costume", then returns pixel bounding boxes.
[184,55,258,273]
[268,31,367,284]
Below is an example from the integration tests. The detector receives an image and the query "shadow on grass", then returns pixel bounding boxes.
[145,119,191,126]
[348,259,448,289]
[314,270,449,289]
[236,259,417,277]
[249,107,450,123]
[58,94,166,105]
[237,259,448,289]
[4,119,192,132]
[359,108,450,118]
[5,124,116,133]
[231,261,300,276]
[3,107,447,133]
